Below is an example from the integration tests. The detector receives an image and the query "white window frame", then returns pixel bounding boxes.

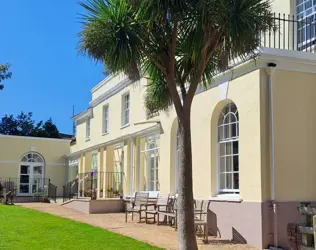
[19,152,45,196]
[140,135,160,192]
[295,0,316,50]
[91,151,98,188]
[217,103,239,195]
[121,92,130,127]
[103,104,109,134]
[86,117,91,140]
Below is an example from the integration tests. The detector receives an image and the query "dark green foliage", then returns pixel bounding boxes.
[0,112,60,138]
[0,64,12,90]
[78,0,273,116]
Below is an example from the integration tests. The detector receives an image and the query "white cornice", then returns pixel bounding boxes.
[66,124,161,158]
[89,77,133,108]
[196,47,316,95]
[90,74,116,93]
[72,108,93,122]
[0,135,71,142]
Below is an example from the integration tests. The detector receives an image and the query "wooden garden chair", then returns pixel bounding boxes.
[145,194,169,224]
[194,200,210,242]
[157,197,178,230]
[125,192,149,223]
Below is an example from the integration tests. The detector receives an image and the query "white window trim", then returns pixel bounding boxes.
[121,92,130,127]
[217,103,240,196]
[208,194,242,202]
[103,104,109,134]
[139,135,160,192]
[295,0,316,50]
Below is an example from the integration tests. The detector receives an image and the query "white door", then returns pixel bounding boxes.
[19,164,44,196]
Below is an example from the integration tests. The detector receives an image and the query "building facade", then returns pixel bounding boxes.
[66,1,316,248]
[0,135,70,197]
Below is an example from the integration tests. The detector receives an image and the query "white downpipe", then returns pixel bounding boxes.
[265,63,277,247]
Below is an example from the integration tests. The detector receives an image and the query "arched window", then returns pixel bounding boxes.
[218,103,239,194]
[19,152,45,195]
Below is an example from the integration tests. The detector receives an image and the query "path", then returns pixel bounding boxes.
[18,203,257,250]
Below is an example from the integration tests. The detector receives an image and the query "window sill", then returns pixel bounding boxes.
[102,132,109,136]
[208,195,242,203]
[120,124,130,129]
[85,138,91,142]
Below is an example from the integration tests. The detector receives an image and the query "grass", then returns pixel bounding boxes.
[0,205,162,250]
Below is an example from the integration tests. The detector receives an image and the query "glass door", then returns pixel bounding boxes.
[19,164,43,195]
[31,165,43,194]
[19,165,30,195]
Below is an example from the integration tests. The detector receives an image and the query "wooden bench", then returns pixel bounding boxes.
[125,192,149,222]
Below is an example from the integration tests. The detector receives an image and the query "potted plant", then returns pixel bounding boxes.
[119,187,123,199]
[107,186,113,198]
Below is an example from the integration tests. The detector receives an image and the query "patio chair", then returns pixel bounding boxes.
[145,194,169,224]
[157,197,177,230]
[125,192,149,223]
[194,200,210,242]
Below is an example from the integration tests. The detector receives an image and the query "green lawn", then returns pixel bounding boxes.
[0,205,161,250]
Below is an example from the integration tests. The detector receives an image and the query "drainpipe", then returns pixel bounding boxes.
[265,63,277,248]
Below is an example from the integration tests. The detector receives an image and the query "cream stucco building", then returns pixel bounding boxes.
[0,135,70,198]
[0,0,306,248]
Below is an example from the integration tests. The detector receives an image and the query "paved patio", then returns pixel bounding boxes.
[18,203,257,250]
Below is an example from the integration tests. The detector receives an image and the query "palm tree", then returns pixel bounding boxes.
[78,1,273,249]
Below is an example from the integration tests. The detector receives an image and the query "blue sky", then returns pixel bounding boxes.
[0,1,105,134]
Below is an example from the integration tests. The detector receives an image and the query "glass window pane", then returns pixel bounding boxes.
[226,113,236,123]
[20,165,29,174]
[20,175,29,184]
[20,184,29,193]
[225,156,232,172]
[220,143,225,156]
[225,142,232,155]
[233,173,239,190]
[233,141,238,154]
[226,173,233,189]
[218,125,224,141]
[220,157,225,173]
[231,123,237,138]
[224,124,230,139]
[33,166,42,175]
[149,181,154,191]
[233,156,239,171]
[220,174,225,189]
[150,169,155,181]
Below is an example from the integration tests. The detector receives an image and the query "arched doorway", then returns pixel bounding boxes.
[19,152,45,195]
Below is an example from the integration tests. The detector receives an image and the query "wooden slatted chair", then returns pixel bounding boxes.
[125,192,149,223]
[157,197,178,230]
[145,194,169,224]
[194,200,210,242]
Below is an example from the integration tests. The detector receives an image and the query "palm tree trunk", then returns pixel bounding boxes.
[177,109,198,250]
